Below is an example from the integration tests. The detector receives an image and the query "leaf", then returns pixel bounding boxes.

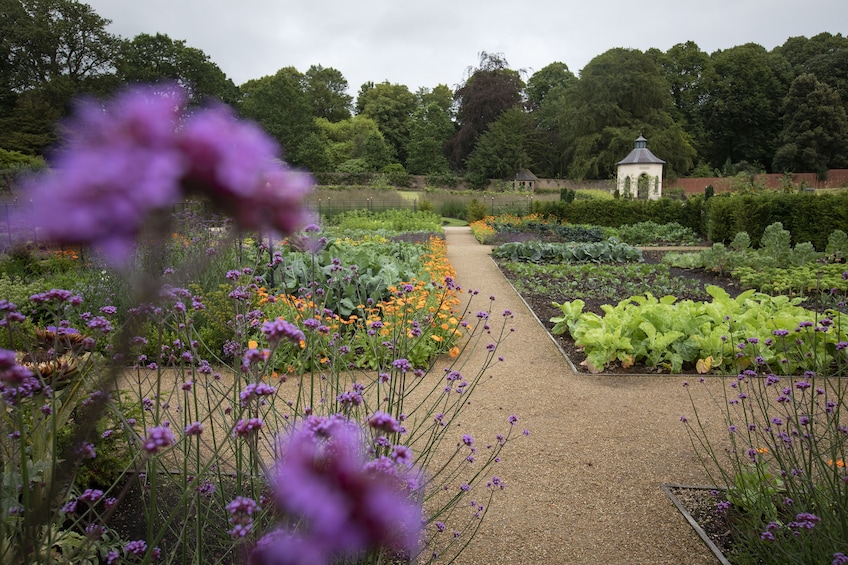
[696,356,713,374]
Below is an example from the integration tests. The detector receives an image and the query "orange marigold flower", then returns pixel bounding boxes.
[449,346,460,358]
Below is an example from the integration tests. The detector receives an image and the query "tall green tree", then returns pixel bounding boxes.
[0,0,118,153]
[525,62,576,109]
[562,48,695,179]
[1,0,117,99]
[698,43,792,171]
[773,73,848,176]
[355,81,416,166]
[405,85,455,175]
[774,33,848,115]
[115,33,239,104]
[304,65,352,123]
[447,52,524,170]
[238,68,320,170]
[529,84,572,178]
[464,107,535,188]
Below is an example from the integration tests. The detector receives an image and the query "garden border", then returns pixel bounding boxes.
[660,483,731,565]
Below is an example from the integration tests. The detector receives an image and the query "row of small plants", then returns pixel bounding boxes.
[497,261,714,305]
[549,285,847,374]
[471,214,700,248]
[492,238,643,264]
[663,222,848,274]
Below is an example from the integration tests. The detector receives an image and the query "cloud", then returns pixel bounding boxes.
[86,0,846,94]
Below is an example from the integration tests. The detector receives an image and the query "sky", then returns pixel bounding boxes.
[84,0,847,96]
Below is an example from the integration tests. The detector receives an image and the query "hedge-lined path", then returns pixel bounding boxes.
[441,226,722,564]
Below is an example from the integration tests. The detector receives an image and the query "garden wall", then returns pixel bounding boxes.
[666,169,848,195]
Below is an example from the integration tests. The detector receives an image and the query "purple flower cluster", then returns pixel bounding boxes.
[227,496,260,538]
[253,415,422,563]
[19,85,312,263]
[143,424,176,454]
[240,382,277,407]
[0,348,40,405]
[233,417,264,437]
[261,318,305,345]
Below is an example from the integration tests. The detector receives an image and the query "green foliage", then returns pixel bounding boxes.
[325,209,443,233]
[437,200,467,220]
[535,196,707,236]
[417,199,435,214]
[447,51,524,169]
[492,238,643,263]
[773,73,848,176]
[356,81,416,165]
[614,221,700,246]
[825,229,848,262]
[303,64,352,122]
[560,188,576,202]
[424,172,459,189]
[705,191,848,249]
[0,148,44,169]
[550,285,847,373]
[489,219,605,243]
[115,32,239,105]
[732,263,848,296]
[238,67,320,169]
[698,43,791,169]
[465,198,488,224]
[379,163,410,187]
[463,107,534,185]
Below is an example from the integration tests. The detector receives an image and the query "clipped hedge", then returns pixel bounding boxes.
[705,191,848,249]
[534,196,706,236]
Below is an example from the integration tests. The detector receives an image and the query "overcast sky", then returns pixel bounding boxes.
[84,0,847,96]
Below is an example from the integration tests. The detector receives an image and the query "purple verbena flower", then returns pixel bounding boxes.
[270,415,422,558]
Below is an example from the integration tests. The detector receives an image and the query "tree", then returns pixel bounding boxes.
[649,42,713,135]
[774,33,848,114]
[529,84,572,178]
[0,0,118,153]
[406,85,455,175]
[525,62,576,109]
[316,115,393,172]
[304,65,352,122]
[773,73,848,176]
[464,107,535,188]
[238,68,320,170]
[355,81,416,166]
[698,43,792,171]
[447,52,524,170]
[1,0,117,99]
[115,33,239,105]
[560,48,695,179]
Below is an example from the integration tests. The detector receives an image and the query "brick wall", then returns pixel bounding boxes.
[666,170,848,195]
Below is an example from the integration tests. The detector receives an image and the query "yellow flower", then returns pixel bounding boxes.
[431,335,443,343]
[248,340,258,350]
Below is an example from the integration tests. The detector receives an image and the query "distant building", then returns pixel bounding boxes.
[513,169,537,191]
[615,136,665,200]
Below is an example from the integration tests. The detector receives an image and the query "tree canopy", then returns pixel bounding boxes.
[0,2,845,185]
[447,52,524,170]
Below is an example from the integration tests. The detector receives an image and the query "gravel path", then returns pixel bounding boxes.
[442,226,722,565]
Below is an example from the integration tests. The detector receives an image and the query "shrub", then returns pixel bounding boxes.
[465,198,489,224]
